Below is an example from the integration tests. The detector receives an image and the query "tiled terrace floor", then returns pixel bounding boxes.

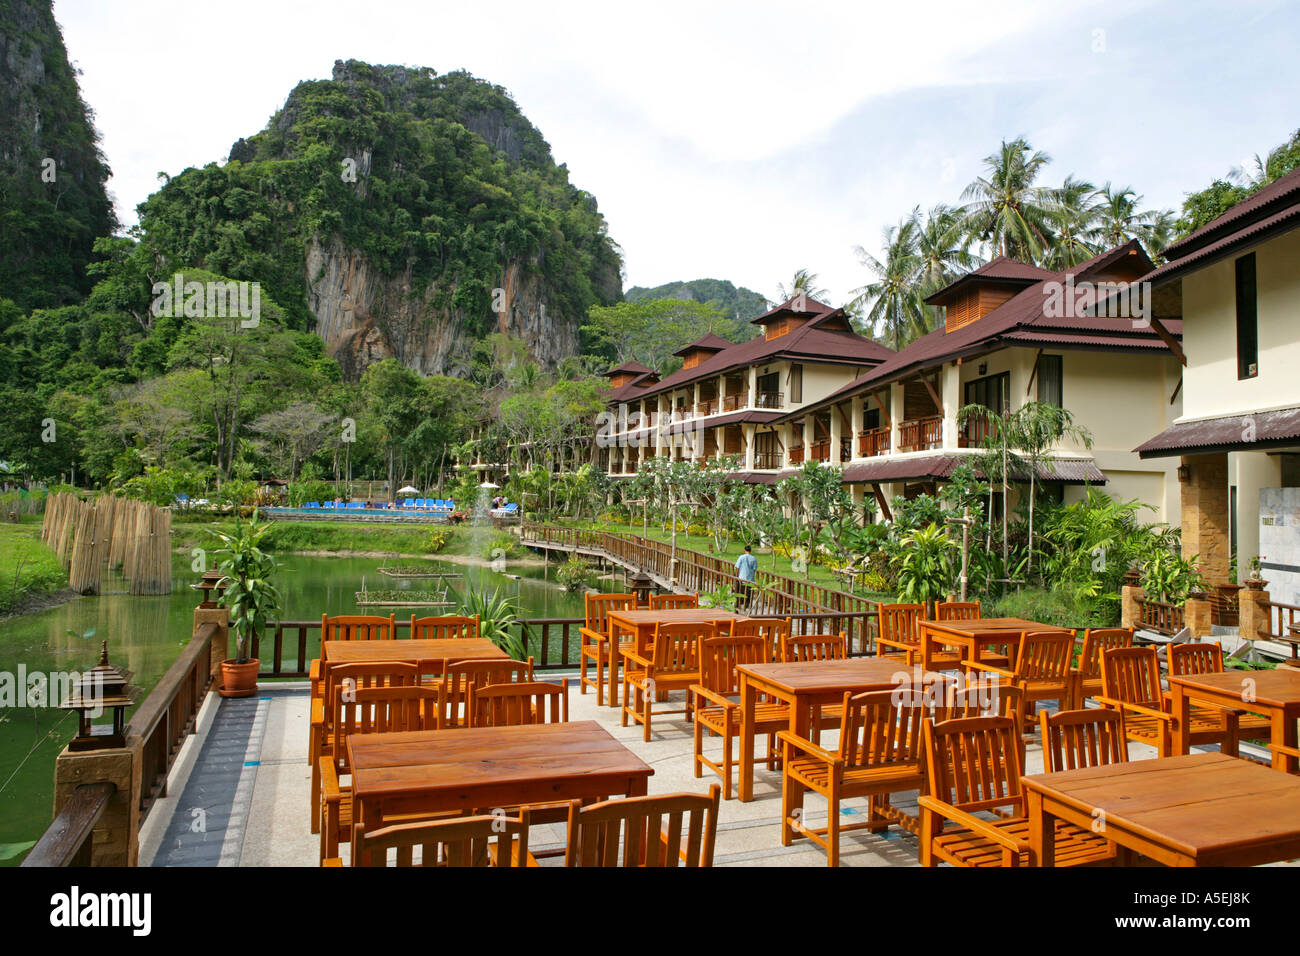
[138,670,1282,867]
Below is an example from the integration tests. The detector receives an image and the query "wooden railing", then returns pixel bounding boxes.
[899,415,943,451]
[695,400,717,417]
[960,411,996,448]
[519,523,880,654]
[720,391,750,412]
[20,782,114,867]
[810,439,831,462]
[1139,598,1185,636]
[753,451,782,469]
[754,391,783,409]
[789,445,804,465]
[1267,599,1300,656]
[129,621,219,820]
[858,426,890,458]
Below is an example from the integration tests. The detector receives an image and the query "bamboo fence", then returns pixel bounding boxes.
[41,493,172,595]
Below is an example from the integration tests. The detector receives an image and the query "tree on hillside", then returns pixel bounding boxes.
[581,298,729,373]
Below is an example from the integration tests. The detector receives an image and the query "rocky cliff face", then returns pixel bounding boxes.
[306,238,576,379]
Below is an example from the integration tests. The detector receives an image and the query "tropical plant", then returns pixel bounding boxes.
[892,522,957,613]
[700,583,740,612]
[849,218,926,349]
[460,585,527,659]
[208,508,282,663]
[556,555,597,592]
[960,138,1059,264]
[423,528,449,553]
[1141,549,1205,604]
[775,269,828,304]
[1006,401,1093,572]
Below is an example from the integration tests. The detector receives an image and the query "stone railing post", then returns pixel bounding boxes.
[194,604,231,678]
[1184,594,1212,639]
[52,740,142,866]
[1121,584,1145,630]
[1238,584,1272,649]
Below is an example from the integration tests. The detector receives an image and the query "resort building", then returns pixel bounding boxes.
[769,241,1184,521]
[596,298,894,481]
[1135,168,1300,596]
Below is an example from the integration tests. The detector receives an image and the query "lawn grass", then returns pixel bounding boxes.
[170,517,475,558]
[0,517,67,613]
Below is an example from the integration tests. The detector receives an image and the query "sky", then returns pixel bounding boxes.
[54,0,1300,310]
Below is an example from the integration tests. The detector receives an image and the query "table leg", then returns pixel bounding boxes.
[1171,683,1190,757]
[1028,790,1054,867]
[1273,707,1298,773]
[606,634,621,709]
[628,776,649,797]
[739,676,756,802]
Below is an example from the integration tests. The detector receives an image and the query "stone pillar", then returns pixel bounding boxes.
[889,382,904,452]
[1184,594,1212,640]
[53,741,142,867]
[1121,584,1145,630]
[1179,453,1230,585]
[803,416,815,460]
[941,362,961,450]
[829,406,843,464]
[194,605,231,677]
[1238,584,1271,646]
[743,424,756,470]
[747,366,758,406]
[850,397,863,458]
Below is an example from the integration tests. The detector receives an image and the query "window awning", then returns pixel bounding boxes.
[1135,406,1300,458]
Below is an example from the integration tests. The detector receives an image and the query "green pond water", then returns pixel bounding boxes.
[0,549,589,864]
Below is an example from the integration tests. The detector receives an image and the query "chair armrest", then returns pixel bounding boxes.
[319,758,346,804]
[310,659,322,683]
[321,858,344,867]
[916,795,1026,854]
[964,660,1014,679]
[578,626,607,647]
[1269,742,1300,759]
[1094,696,1172,723]
[776,730,841,766]
[876,637,915,652]
[622,649,652,669]
[690,685,735,710]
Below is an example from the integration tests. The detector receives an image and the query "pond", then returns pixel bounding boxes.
[0,547,590,864]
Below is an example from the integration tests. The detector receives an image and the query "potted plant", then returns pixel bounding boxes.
[1245,555,1267,589]
[208,508,282,698]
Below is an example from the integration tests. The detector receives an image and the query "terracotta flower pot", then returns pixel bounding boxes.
[219,659,260,698]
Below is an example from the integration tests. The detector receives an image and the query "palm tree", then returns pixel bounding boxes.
[1007,402,1092,573]
[775,269,828,305]
[1090,183,1168,250]
[913,204,983,311]
[1043,175,1099,269]
[848,219,926,350]
[960,138,1059,264]
[1139,209,1179,260]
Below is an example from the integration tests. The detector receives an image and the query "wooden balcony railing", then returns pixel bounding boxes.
[1139,597,1185,636]
[789,445,804,465]
[960,410,997,448]
[694,400,717,417]
[810,439,831,462]
[898,415,942,452]
[753,451,782,470]
[858,426,891,458]
[720,391,750,412]
[754,391,783,409]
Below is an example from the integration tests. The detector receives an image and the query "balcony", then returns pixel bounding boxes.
[858,426,891,458]
[753,451,781,470]
[810,439,831,462]
[959,410,997,448]
[898,415,943,452]
[719,391,750,412]
[694,399,718,418]
[754,391,783,409]
[788,445,804,465]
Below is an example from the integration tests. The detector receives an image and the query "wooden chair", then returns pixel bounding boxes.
[310,661,418,833]
[578,593,636,705]
[1168,641,1271,738]
[875,603,924,663]
[966,631,1075,734]
[622,621,709,741]
[936,600,981,621]
[1096,646,1239,757]
[650,593,699,610]
[410,614,479,640]
[1269,742,1300,772]
[469,679,569,727]
[344,811,533,867]
[310,613,397,691]
[1070,627,1134,708]
[917,715,1116,867]
[438,657,534,728]
[319,685,440,864]
[729,616,791,663]
[691,634,789,799]
[781,689,937,866]
[782,632,850,741]
[1039,708,1129,772]
[564,785,722,867]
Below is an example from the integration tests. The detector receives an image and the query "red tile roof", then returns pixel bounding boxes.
[605,360,655,377]
[1141,202,1300,288]
[672,333,733,358]
[752,294,837,324]
[1135,405,1300,458]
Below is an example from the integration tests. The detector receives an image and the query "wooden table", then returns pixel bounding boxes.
[1024,752,1300,866]
[736,657,919,802]
[1169,669,1300,772]
[602,608,744,706]
[322,638,507,668]
[347,720,654,848]
[919,617,1066,668]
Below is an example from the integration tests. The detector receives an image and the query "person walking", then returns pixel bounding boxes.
[735,545,758,610]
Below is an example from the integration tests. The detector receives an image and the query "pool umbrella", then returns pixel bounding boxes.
[397,485,420,494]
[479,482,500,489]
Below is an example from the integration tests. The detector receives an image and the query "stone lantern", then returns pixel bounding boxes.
[59,643,139,752]
[630,569,656,607]
[192,567,229,608]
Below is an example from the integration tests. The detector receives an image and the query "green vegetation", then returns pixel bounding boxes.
[1176,128,1300,235]
[555,555,597,593]
[207,510,282,663]
[174,519,458,557]
[0,519,66,613]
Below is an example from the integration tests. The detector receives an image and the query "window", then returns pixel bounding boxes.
[1037,354,1063,407]
[1236,253,1258,380]
[863,407,881,430]
[964,371,1010,415]
[788,364,803,404]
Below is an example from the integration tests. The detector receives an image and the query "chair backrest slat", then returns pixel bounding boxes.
[650,593,699,610]
[879,603,924,648]
[1040,708,1129,772]
[698,635,767,697]
[782,632,847,662]
[585,593,637,634]
[729,617,791,662]
[1077,627,1134,679]
[1101,646,1163,708]
[469,679,569,727]
[322,613,396,642]
[923,715,1024,817]
[440,658,534,728]
[1169,641,1224,677]
[1014,631,1075,680]
[331,685,439,771]
[353,811,531,867]
[410,614,480,641]
[936,600,981,621]
[649,622,709,677]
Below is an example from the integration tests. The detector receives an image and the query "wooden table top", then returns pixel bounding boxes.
[1022,752,1300,860]
[348,720,653,800]
[1169,668,1300,708]
[607,608,744,626]
[920,617,1068,637]
[738,657,914,694]
[322,638,507,664]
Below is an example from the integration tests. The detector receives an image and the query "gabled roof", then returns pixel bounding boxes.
[924,257,1055,306]
[605,305,893,406]
[752,295,837,324]
[775,241,1176,420]
[672,333,733,358]
[605,360,655,377]
[1141,167,1300,288]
